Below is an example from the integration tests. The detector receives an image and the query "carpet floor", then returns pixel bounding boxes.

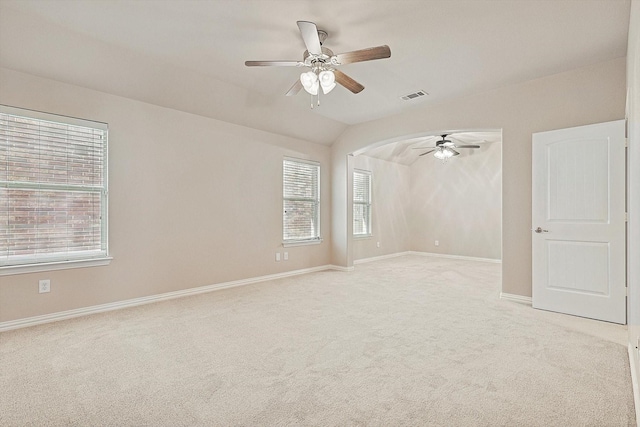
[0,255,635,426]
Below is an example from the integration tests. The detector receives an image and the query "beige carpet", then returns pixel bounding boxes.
[0,255,635,426]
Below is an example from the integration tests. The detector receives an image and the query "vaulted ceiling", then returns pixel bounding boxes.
[0,0,631,146]
[361,130,503,165]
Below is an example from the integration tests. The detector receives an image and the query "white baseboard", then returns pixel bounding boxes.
[0,264,342,332]
[499,292,533,305]
[409,251,502,264]
[353,251,412,265]
[629,343,640,427]
[329,264,355,272]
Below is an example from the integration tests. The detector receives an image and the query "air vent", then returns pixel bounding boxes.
[400,90,428,101]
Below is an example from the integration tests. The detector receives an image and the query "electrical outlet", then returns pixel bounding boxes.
[275,252,281,262]
[39,279,51,293]
[283,252,289,261]
[376,242,380,248]
[435,240,439,246]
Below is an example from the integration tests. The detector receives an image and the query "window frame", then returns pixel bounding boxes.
[353,169,372,237]
[282,157,321,246]
[0,105,111,275]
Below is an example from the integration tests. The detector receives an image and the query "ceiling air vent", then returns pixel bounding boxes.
[400,90,428,101]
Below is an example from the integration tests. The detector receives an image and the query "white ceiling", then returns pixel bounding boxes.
[0,0,631,146]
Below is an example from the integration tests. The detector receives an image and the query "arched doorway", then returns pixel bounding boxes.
[347,129,502,263]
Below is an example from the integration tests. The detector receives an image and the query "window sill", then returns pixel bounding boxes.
[354,234,373,240]
[0,257,113,276]
[282,238,323,248]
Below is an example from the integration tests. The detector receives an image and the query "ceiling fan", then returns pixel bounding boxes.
[245,21,391,98]
[414,134,481,160]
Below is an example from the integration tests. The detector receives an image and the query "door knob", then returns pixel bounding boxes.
[533,227,549,233]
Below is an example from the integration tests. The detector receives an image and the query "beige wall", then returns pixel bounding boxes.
[331,57,626,297]
[410,140,502,260]
[352,155,411,260]
[331,151,350,267]
[0,57,628,323]
[0,68,331,323]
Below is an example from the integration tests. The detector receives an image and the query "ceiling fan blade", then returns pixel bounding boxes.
[451,149,461,156]
[286,79,303,96]
[412,146,436,149]
[245,60,303,67]
[333,69,364,94]
[297,21,322,55]
[335,45,391,65]
[419,149,436,156]
[456,145,481,148]
[450,136,489,147]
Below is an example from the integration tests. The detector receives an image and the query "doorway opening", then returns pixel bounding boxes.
[347,128,503,266]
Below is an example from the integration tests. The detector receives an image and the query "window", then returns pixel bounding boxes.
[0,105,109,272]
[353,169,372,236]
[283,158,320,244]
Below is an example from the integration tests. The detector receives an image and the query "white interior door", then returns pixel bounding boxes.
[532,120,626,324]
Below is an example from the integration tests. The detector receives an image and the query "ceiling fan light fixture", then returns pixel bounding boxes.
[319,70,336,94]
[434,147,454,160]
[300,71,319,95]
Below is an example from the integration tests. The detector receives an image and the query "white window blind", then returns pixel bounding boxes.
[0,105,108,267]
[353,169,372,236]
[283,158,320,243]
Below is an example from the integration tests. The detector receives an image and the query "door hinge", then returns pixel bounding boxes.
[625,137,629,148]
[626,212,629,222]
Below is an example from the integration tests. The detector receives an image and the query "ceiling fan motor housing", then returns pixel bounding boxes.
[303,47,336,69]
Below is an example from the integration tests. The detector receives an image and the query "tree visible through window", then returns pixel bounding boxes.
[283,158,320,243]
[0,106,108,268]
[353,169,372,236]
